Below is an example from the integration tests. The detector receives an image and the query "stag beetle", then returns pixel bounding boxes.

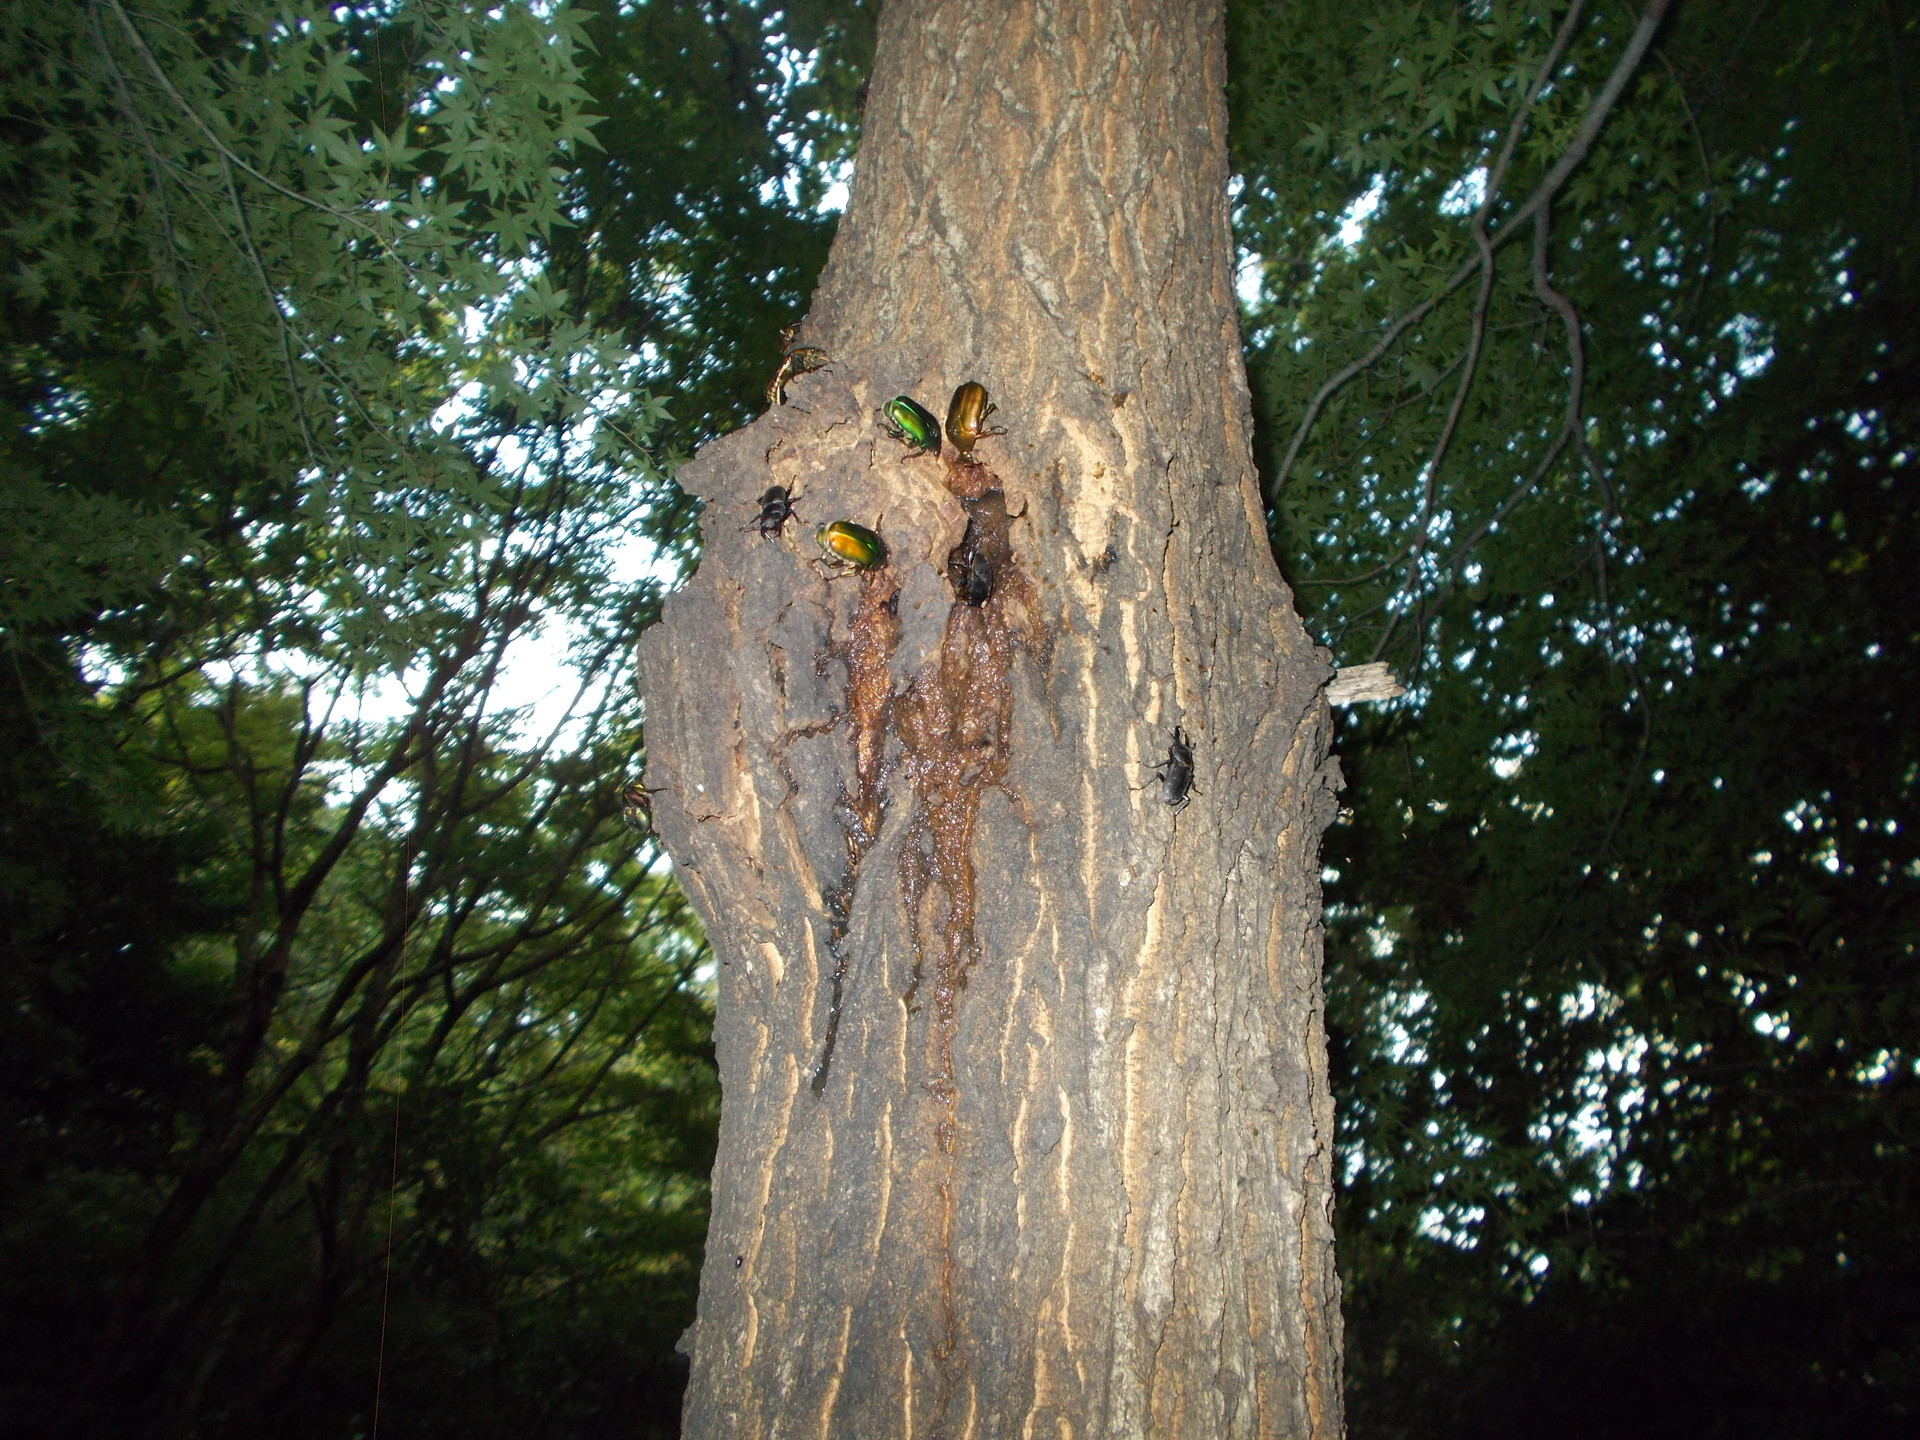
[745,485,802,540]
[1148,726,1197,813]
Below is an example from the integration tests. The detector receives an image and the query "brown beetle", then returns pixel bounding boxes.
[944,381,1007,459]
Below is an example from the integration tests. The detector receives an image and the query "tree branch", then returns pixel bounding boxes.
[1265,0,1676,504]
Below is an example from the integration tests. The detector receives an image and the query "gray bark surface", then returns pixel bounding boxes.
[637,2,1345,1435]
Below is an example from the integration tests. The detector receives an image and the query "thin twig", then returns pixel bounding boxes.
[1372,205,1587,663]
[1375,222,1497,633]
[1265,0,1676,503]
[1379,0,1599,595]
[1481,1,1594,221]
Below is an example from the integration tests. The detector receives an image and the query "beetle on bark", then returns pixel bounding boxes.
[880,395,942,455]
[619,781,657,834]
[1149,726,1197,812]
[744,485,802,540]
[765,346,830,406]
[948,523,995,606]
[815,519,888,574]
[944,380,1007,460]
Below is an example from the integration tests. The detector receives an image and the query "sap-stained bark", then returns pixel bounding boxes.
[637,1,1345,1436]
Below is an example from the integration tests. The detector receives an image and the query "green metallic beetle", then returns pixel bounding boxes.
[815,519,888,573]
[880,395,941,455]
[944,381,1007,459]
[619,781,655,834]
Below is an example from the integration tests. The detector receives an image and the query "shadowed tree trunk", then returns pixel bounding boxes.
[637,1,1346,1434]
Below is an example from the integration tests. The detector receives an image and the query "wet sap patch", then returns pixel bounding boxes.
[899,467,1037,1430]
[901,490,1021,1022]
[808,462,1039,1097]
[808,572,901,1093]
[782,427,1048,1427]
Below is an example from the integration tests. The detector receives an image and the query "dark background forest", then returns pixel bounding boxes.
[1,1,1912,1437]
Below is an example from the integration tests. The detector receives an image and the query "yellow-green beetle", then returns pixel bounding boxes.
[815,520,887,573]
[881,396,941,455]
[944,381,1007,458]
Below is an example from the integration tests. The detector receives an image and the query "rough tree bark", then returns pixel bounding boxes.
[637,1,1345,1434]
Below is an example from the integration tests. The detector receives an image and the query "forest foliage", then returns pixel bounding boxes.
[0,2,1912,1438]
[1230,2,1917,1434]
[0,1,790,1433]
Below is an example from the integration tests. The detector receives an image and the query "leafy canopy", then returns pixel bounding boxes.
[1231,2,1917,1433]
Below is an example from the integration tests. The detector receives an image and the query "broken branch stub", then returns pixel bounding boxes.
[1326,661,1406,707]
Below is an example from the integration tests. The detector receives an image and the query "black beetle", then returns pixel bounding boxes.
[960,548,993,606]
[744,485,802,540]
[1148,726,1197,812]
[949,524,994,606]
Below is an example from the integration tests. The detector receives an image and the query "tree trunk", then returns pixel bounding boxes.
[637,1,1345,1434]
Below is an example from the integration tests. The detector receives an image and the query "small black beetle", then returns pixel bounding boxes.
[960,547,994,606]
[947,515,998,606]
[1149,726,1197,812]
[744,485,802,540]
